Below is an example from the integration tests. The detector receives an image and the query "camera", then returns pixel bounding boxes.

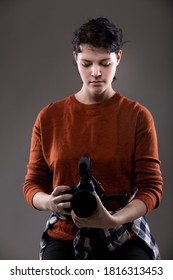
[65,155,128,218]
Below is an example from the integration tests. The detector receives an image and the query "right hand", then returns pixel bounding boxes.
[47,185,72,215]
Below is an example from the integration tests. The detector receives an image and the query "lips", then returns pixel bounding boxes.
[90,80,104,84]
[89,81,104,87]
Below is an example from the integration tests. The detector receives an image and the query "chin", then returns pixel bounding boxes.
[93,88,107,96]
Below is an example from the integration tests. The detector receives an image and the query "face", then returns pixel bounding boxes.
[73,44,122,100]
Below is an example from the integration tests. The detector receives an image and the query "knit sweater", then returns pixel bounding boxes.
[23,93,163,239]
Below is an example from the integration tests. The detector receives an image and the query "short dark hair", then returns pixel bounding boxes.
[72,17,123,54]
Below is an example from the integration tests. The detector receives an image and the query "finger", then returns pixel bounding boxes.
[52,185,71,196]
[59,201,71,210]
[93,191,104,207]
[53,194,72,205]
[71,211,86,226]
[63,208,72,216]
[56,201,71,214]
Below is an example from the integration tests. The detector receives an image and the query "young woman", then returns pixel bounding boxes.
[23,17,163,260]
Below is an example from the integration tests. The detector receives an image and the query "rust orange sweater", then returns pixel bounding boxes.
[23,93,163,238]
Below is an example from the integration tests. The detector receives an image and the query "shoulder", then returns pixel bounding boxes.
[33,95,73,129]
[34,95,74,125]
[116,93,154,122]
[39,95,72,118]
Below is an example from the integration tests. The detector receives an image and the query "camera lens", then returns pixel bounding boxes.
[71,190,97,218]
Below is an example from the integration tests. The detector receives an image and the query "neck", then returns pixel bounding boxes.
[75,88,116,105]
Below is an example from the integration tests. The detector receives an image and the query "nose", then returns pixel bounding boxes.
[91,65,102,77]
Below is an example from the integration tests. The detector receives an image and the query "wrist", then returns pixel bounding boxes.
[33,192,51,211]
[110,214,122,229]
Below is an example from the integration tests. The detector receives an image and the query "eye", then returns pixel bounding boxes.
[100,62,111,67]
[81,63,91,68]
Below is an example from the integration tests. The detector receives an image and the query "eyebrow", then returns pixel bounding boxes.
[80,58,111,62]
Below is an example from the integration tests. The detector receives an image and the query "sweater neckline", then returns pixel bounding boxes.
[70,92,120,110]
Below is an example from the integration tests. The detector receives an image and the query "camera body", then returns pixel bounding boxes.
[69,155,104,218]
[66,155,128,218]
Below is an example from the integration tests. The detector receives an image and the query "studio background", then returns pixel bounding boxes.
[0,0,172,259]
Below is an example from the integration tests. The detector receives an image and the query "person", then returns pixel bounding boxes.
[23,17,163,260]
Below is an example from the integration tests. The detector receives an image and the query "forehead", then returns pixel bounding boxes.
[78,44,116,60]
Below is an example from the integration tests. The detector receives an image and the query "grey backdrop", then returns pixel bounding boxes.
[0,0,172,259]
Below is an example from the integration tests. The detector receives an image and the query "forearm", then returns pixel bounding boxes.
[113,199,147,226]
[72,196,147,229]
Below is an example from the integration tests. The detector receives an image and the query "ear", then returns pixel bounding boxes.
[116,50,122,66]
[73,51,78,63]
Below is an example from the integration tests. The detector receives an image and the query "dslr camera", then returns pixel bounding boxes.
[66,155,127,218]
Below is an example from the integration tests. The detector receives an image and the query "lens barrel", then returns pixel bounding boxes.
[71,190,97,218]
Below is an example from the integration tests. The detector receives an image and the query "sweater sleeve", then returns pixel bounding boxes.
[133,106,163,212]
[23,113,53,207]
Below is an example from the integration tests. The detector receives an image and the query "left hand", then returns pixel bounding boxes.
[71,193,120,229]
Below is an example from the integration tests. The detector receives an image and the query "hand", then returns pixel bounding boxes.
[47,185,73,215]
[71,193,120,229]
